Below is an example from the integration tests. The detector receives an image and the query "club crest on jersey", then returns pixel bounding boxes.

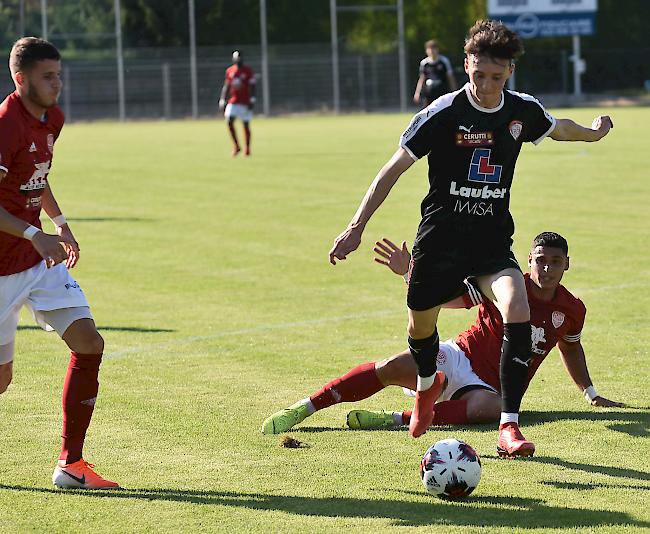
[455,130,494,147]
[47,134,54,153]
[552,311,565,329]
[467,148,502,183]
[509,120,523,140]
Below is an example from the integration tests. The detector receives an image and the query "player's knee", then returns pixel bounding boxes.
[407,322,435,340]
[466,393,500,423]
[76,331,104,355]
[0,364,13,394]
[499,298,530,323]
[375,352,412,386]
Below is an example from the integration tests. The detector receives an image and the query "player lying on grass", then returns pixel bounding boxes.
[264,232,622,454]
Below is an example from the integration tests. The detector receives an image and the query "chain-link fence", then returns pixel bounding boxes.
[1,43,647,121]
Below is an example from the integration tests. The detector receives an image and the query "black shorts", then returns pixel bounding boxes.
[406,239,520,311]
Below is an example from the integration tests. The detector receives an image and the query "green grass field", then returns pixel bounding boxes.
[0,107,648,533]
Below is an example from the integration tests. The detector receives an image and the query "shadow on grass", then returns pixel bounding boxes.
[17,326,174,333]
[292,410,648,437]
[541,480,650,492]
[524,409,650,438]
[0,485,647,529]
[482,454,650,481]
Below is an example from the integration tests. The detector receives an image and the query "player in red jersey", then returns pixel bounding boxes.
[0,37,118,489]
[219,50,256,156]
[262,232,623,454]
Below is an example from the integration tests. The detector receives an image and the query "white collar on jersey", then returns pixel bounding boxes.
[464,82,504,113]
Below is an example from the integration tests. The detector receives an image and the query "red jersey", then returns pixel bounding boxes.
[457,273,586,393]
[0,91,64,275]
[224,64,255,105]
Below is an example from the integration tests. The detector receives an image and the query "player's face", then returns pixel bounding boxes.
[464,54,512,105]
[528,246,569,290]
[20,59,62,109]
[426,45,438,58]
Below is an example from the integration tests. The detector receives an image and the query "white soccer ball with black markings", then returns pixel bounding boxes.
[420,438,482,499]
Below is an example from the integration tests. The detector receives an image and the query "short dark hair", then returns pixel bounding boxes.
[9,37,60,74]
[532,232,569,255]
[464,19,524,62]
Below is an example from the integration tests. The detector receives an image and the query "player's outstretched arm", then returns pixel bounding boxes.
[557,338,624,407]
[550,116,613,142]
[41,184,80,269]
[218,83,228,112]
[329,148,414,265]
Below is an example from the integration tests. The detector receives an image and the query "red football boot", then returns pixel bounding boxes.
[408,371,446,438]
[497,422,535,458]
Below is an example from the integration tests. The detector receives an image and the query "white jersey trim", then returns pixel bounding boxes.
[399,86,464,160]
[0,165,8,173]
[465,280,483,306]
[464,83,503,113]
[562,332,582,343]
[507,89,557,145]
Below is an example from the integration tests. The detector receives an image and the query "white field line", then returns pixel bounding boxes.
[103,281,648,360]
[103,308,404,359]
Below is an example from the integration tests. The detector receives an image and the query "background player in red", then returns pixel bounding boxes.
[329,20,613,457]
[219,50,256,156]
[0,37,118,489]
[263,232,623,441]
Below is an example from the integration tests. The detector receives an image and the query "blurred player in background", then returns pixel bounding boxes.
[264,233,623,446]
[0,37,118,489]
[329,20,613,458]
[219,50,256,156]
[413,40,457,108]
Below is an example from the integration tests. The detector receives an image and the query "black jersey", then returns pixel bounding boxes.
[419,55,453,100]
[400,83,555,251]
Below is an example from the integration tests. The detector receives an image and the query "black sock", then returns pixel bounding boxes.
[408,331,439,378]
[500,322,532,414]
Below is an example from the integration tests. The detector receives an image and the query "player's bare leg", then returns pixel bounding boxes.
[243,121,251,156]
[407,306,446,438]
[53,318,119,489]
[0,358,13,393]
[477,268,535,457]
[227,118,241,156]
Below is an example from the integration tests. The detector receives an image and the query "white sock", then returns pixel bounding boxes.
[417,374,435,391]
[298,398,316,415]
[500,412,519,425]
[392,412,403,426]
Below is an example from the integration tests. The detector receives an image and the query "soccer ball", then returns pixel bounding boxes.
[420,438,482,499]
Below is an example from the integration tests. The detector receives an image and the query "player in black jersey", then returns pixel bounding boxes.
[329,20,613,457]
[413,40,457,107]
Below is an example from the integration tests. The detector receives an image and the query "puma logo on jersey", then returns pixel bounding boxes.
[459,125,473,132]
[512,357,530,367]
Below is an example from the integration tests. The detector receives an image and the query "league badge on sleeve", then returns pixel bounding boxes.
[47,134,54,153]
[552,311,565,329]
[509,121,523,141]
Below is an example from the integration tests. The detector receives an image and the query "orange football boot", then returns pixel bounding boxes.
[408,371,446,438]
[52,459,120,489]
[497,422,536,458]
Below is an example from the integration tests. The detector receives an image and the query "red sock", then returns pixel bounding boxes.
[244,124,251,150]
[310,362,384,411]
[60,352,102,463]
[228,122,240,149]
[401,400,468,426]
